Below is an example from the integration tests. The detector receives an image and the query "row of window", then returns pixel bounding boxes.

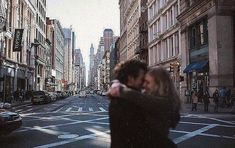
[149,3,178,42]
[149,32,179,66]
[37,0,46,19]
[36,14,46,33]
[149,0,173,20]
[36,28,45,44]
[189,18,208,50]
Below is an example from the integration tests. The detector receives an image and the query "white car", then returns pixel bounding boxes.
[79,91,87,98]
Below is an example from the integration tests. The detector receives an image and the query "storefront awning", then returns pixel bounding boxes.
[183,60,208,73]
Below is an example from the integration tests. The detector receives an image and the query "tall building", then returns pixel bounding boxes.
[110,37,120,81]
[178,0,235,101]
[103,29,114,51]
[47,19,65,91]
[33,0,47,91]
[88,44,95,88]
[74,48,86,91]
[147,0,181,91]
[63,27,76,90]
[119,0,128,61]
[95,37,104,90]
[126,0,141,60]
[45,17,53,91]
[0,0,38,100]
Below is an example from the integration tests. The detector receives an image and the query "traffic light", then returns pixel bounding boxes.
[180,76,184,82]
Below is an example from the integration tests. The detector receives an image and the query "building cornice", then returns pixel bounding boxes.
[177,0,213,22]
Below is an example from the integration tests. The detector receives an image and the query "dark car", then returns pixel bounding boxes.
[0,102,22,136]
[31,91,51,104]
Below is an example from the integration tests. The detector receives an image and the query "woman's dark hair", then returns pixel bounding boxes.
[114,60,147,84]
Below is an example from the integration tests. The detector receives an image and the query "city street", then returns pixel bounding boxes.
[0,94,235,148]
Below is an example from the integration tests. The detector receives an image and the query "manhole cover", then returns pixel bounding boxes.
[58,134,79,139]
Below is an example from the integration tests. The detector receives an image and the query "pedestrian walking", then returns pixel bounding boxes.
[191,91,198,111]
[226,88,231,107]
[219,87,226,107]
[213,89,219,112]
[203,92,210,112]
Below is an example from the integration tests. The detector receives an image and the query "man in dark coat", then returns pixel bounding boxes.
[109,60,148,148]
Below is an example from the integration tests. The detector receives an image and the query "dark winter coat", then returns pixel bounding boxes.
[118,88,179,148]
[109,93,147,148]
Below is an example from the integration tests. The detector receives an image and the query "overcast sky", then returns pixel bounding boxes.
[47,0,120,75]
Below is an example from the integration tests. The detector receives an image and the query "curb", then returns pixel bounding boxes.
[11,101,31,107]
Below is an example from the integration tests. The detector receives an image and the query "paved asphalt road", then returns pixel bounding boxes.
[0,94,235,148]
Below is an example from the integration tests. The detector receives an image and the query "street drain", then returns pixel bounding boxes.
[58,134,79,139]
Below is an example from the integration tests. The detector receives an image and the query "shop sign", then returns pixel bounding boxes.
[13,29,24,52]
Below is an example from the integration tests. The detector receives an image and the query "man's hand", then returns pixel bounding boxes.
[108,81,122,98]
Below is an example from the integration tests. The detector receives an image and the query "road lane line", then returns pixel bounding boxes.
[89,108,94,112]
[53,106,64,113]
[86,121,109,125]
[99,107,106,112]
[34,130,110,148]
[16,117,109,133]
[65,107,72,112]
[78,107,82,112]
[173,124,218,144]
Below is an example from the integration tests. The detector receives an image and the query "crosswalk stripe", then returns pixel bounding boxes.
[99,107,106,112]
[78,107,82,112]
[65,107,72,112]
[89,108,94,112]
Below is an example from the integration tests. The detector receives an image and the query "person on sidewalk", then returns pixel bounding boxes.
[219,87,227,107]
[203,91,210,112]
[213,89,219,112]
[191,91,198,111]
[226,88,231,107]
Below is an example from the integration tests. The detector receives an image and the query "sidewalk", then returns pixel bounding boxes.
[11,100,32,107]
[182,102,235,114]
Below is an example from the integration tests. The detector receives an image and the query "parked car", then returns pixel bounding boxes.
[48,92,57,101]
[56,91,64,99]
[0,102,22,136]
[31,91,51,104]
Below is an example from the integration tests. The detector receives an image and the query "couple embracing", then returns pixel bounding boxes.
[108,59,181,148]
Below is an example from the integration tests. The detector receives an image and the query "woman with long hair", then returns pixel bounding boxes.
[108,67,181,148]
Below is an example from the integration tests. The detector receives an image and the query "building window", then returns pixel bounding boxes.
[175,33,179,55]
[189,18,208,50]
[169,36,173,57]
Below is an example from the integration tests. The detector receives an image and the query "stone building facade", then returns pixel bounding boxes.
[178,0,235,101]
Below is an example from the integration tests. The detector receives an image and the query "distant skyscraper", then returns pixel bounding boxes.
[103,29,114,51]
[74,49,86,90]
[63,27,76,90]
[88,44,95,87]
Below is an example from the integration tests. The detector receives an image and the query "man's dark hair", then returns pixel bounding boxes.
[114,59,147,84]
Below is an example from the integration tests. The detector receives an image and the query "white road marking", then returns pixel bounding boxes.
[99,107,106,112]
[34,130,110,148]
[173,124,218,144]
[16,117,109,133]
[13,104,31,109]
[86,121,109,125]
[53,106,64,113]
[78,107,82,112]
[65,107,72,112]
[89,108,94,112]
[20,108,33,113]
[15,109,23,112]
